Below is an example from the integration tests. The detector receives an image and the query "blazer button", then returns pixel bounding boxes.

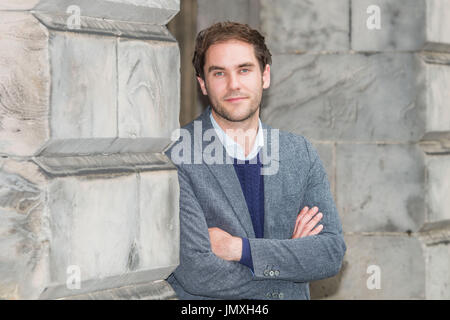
[264,270,269,277]
[274,270,280,276]
[272,292,279,299]
[269,270,274,277]
[266,292,271,298]
[279,292,284,299]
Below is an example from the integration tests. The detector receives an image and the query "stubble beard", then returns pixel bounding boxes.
[207,84,263,123]
[210,98,260,123]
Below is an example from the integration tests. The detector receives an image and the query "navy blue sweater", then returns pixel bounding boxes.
[233,152,264,273]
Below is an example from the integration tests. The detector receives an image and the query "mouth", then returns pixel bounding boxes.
[224,96,248,103]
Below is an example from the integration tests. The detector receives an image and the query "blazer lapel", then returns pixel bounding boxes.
[200,107,256,238]
[207,163,256,238]
[260,122,282,238]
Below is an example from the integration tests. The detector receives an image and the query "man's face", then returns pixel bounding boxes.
[197,40,270,123]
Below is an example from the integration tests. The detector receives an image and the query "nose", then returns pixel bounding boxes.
[227,73,240,91]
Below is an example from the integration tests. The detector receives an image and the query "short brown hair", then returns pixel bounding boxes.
[193,21,272,79]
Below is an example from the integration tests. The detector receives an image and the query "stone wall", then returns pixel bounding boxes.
[197,0,450,299]
[0,0,180,299]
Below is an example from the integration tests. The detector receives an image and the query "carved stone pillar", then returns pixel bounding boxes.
[0,0,180,299]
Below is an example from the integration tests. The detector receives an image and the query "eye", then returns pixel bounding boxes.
[240,68,250,74]
[214,71,225,77]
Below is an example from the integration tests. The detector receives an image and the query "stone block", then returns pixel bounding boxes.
[47,173,140,285]
[261,53,426,143]
[425,60,450,132]
[260,0,350,53]
[0,12,179,165]
[138,170,180,269]
[352,0,450,52]
[336,143,425,233]
[118,38,180,139]
[43,169,179,299]
[310,234,425,299]
[49,31,117,140]
[425,154,450,222]
[351,0,425,52]
[0,158,179,299]
[0,12,50,157]
[426,0,450,50]
[424,242,450,299]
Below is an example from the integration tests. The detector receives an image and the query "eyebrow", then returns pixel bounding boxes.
[207,62,256,73]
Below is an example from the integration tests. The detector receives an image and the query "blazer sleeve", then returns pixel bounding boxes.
[248,137,347,282]
[171,163,293,299]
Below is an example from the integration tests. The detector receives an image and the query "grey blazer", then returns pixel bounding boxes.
[164,106,346,300]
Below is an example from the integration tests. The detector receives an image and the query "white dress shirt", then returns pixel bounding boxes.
[209,109,264,161]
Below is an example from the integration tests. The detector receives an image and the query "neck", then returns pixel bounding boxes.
[211,108,260,157]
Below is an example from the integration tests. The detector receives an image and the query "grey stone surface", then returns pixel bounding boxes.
[34,0,179,25]
[426,155,450,222]
[60,280,177,300]
[253,0,450,301]
[261,53,426,143]
[419,132,450,155]
[0,0,181,300]
[419,220,450,244]
[351,0,425,52]
[336,143,425,233]
[425,242,450,299]
[425,60,450,132]
[34,12,175,41]
[0,0,40,10]
[138,170,180,269]
[0,12,50,157]
[33,149,174,176]
[260,0,350,53]
[419,220,450,299]
[426,0,450,50]
[1,14,179,160]
[0,158,179,299]
[47,172,140,285]
[44,169,179,299]
[50,31,117,140]
[197,0,260,32]
[310,234,426,299]
[118,38,180,139]
[0,159,49,299]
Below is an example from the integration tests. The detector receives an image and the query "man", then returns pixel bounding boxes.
[164,22,346,300]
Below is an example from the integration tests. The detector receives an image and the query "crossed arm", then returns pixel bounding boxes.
[209,205,325,262]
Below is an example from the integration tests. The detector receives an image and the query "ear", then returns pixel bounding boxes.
[197,76,208,96]
[262,64,271,89]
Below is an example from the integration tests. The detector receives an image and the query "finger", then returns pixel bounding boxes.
[300,211,322,237]
[292,206,309,237]
[308,224,323,236]
[300,212,323,237]
[292,206,310,239]
[295,206,319,237]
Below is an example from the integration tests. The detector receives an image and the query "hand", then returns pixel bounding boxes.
[208,227,242,262]
[291,206,323,239]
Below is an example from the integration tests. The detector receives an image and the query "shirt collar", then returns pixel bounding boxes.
[209,108,264,161]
